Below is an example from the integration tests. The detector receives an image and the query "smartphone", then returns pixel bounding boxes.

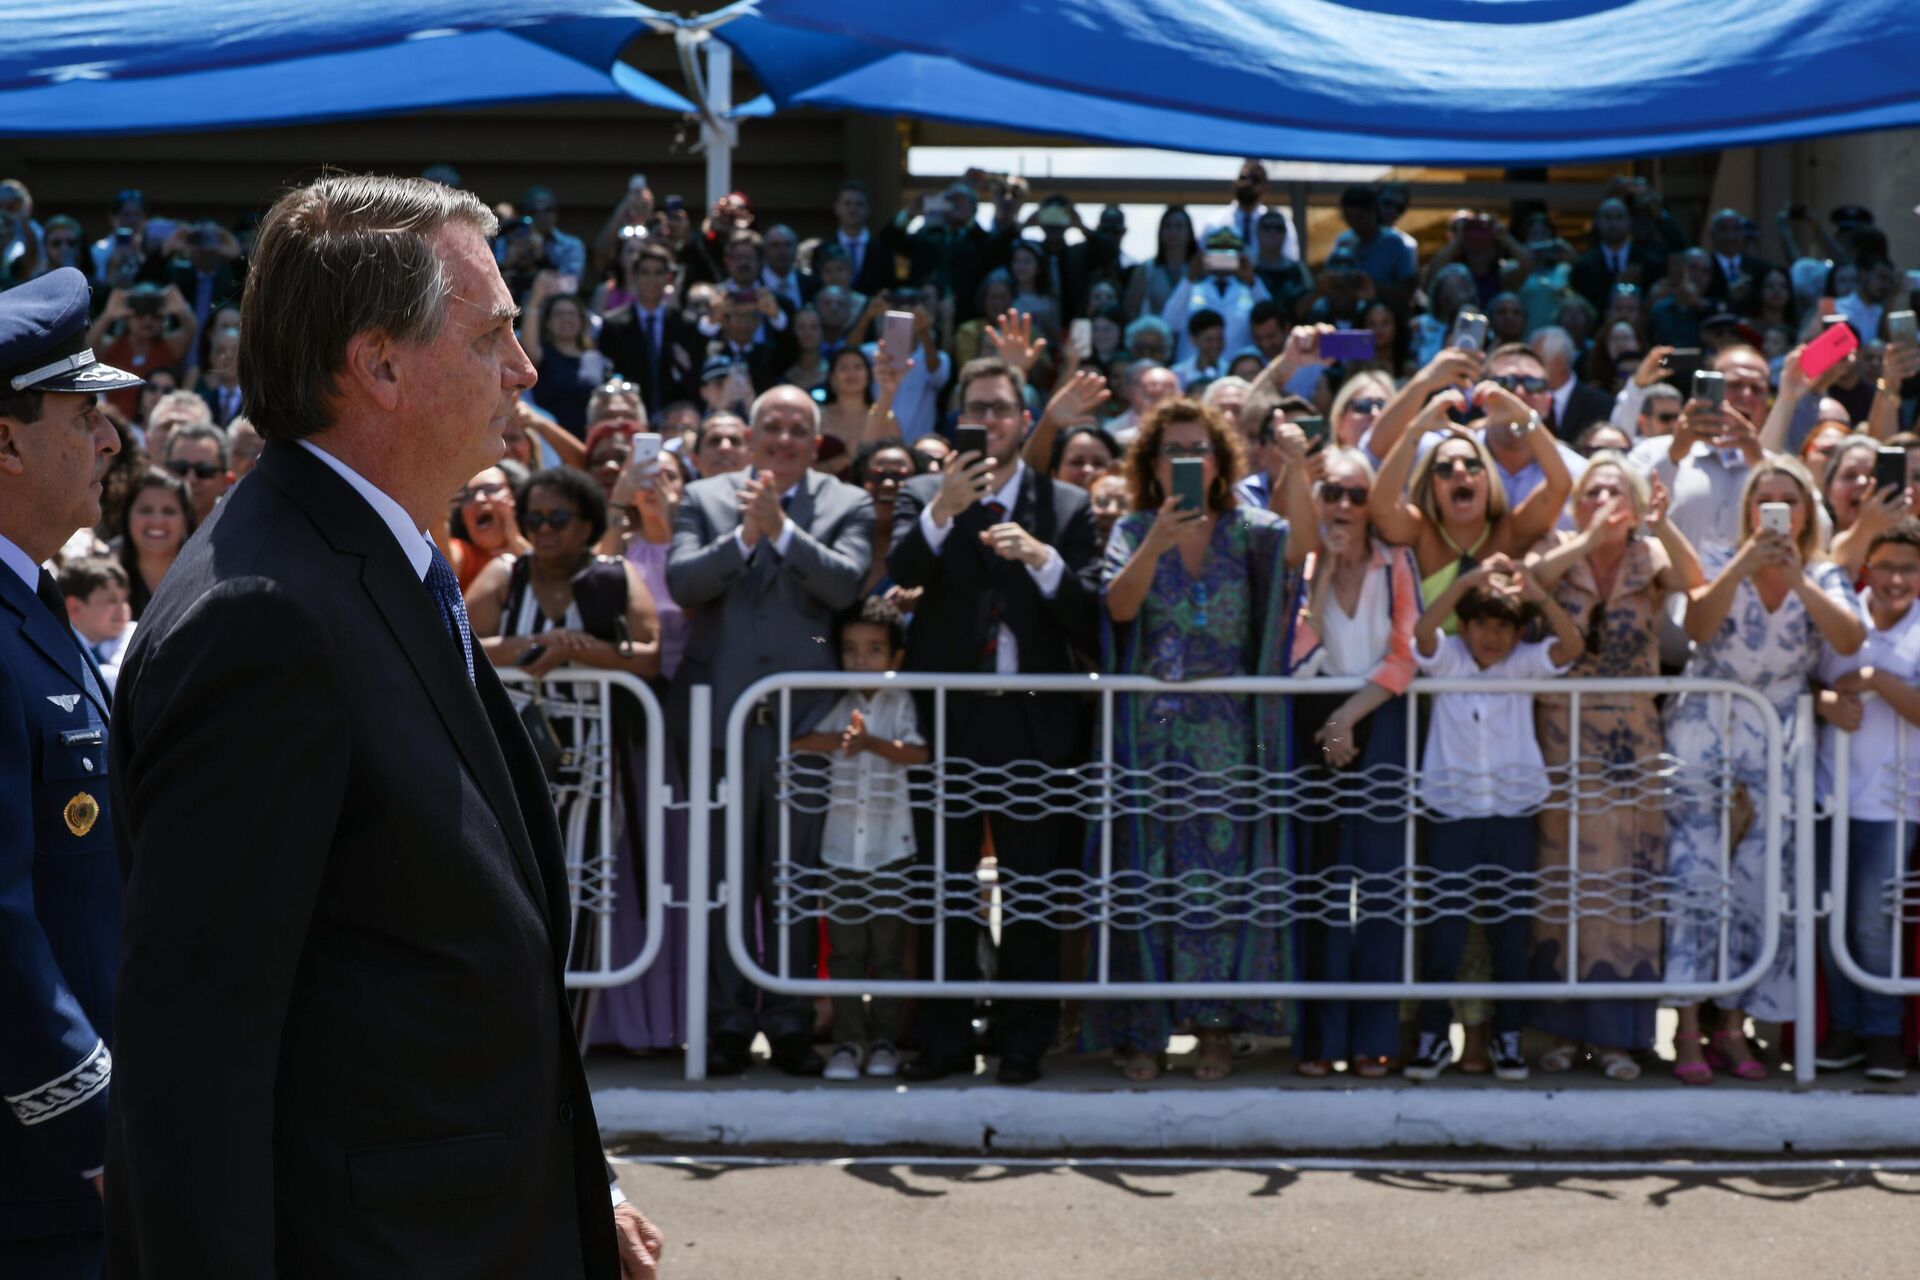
[1294,415,1329,453]
[1661,347,1701,368]
[1069,318,1093,361]
[1875,447,1907,497]
[1461,217,1495,247]
[1691,369,1725,408]
[1203,250,1240,274]
[1800,321,1860,382]
[882,309,917,359]
[1038,205,1073,229]
[664,195,685,213]
[1449,311,1489,353]
[629,173,648,193]
[555,273,579,296]
[725,362,752,399]
[1318,330,1376,362]
[1888,310,1917,345]
[954,424,989,461]
[1759,502,1792,536]
[517,642,548,668]
[630,432,663,474]
[1171,457,1206,514]
[922,194,949,219]
[1908,269,1920,296]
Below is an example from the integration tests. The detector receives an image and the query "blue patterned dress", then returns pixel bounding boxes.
[1083,508,1296,1053]
[1663,546,1863,1021]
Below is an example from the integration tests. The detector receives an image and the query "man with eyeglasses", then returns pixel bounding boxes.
[1395,343,1583,520]
[1626,344,1773,557]
[163,423,231,522]
[886,356,1101,1085]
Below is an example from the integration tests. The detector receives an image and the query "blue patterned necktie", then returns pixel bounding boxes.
[424,545,475,683]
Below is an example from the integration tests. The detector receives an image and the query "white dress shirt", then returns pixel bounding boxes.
[1160,274,1271,362]
[0,529,39,593]
[917,461,1066,674]
[1416,635,1570,818]
[813,688,923,871]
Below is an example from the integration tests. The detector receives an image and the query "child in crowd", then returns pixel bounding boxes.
[1407,554,1582,1082]
[789,598,930,1082]
[1814,519,1920,1081]
[58,556,135,694]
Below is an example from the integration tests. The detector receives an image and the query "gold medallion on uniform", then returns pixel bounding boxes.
[64,792,99,838]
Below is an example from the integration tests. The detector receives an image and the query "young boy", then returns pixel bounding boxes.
[58,556,135,694]
[789,598,931,1081]
[1406,554,1582,1082]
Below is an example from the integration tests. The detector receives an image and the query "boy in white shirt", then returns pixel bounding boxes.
[58,556,135,694]
[1406,555,1582,1082]
[1812,519,1920,1081]
[789,598,930,1081]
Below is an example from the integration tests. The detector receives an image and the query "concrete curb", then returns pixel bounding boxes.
[594,1085,1920,1154]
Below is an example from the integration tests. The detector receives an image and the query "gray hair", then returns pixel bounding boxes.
[1201,376,1252,410]
[1315,446,1378,494]
[167,421,231,469]
[1532,326,1576,365]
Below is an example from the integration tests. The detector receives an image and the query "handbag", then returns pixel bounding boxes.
[518,680,576,783]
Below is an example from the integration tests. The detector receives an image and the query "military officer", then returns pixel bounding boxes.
[0,267,142,1278]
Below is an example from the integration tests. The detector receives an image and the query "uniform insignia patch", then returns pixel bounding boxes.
[64,792,99,837]
[46,694,80,712]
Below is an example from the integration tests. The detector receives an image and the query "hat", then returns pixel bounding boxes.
[0,268,144,395]
[1700,309,1763,348]
[699,353,734,383]
[1831,203,1874,228]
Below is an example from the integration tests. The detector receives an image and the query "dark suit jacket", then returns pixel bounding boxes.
[198,380,245,428]
[838,230,897,296]
[881,219,1009,322]
[1569,241,1662,316]
[107,444,616,1278]
[706,329,800,396]
[887,465,1100,762]
[1708,253,1775,303]
[599,303,702,411]
[1554,381,1616,443]
[0,566,118,1244]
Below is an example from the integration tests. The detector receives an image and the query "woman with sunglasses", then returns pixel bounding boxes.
[1328,371,1394,456]
[1289,447,1422,1078]
[1520,453,1703,1080]
[1664,458,1865,1082]
[1092,399,1315,1083]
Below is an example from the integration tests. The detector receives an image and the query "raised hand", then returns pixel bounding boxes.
[984,309,1046,376]
[1045,369,1110,424]
[1632,345,1675,389]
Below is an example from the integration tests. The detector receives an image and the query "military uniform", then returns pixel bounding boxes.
[0,267,143,1276]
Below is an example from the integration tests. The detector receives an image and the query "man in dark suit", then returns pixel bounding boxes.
[705,289,799,395]
[107,176,660,1279]
[667,385,873,1076]
[887,356,1101,1084]
[832,180,898,298]
[0,267,143,1280]
[1569,197,1663,318]
[1533,327,1615,443]
[599,242,701,413]
[759,225,820,311]
[881,185,1005,323]
[1704,207,1773,305]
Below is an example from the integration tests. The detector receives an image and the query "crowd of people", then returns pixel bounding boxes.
[19,162,1920,1090]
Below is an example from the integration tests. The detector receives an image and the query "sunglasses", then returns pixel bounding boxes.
[1160,442,1213,458]
[167,460,222,480]
[1432,458,1486,480]
[521,510,577,532]
[1651,410,1681,424]
[1348,397,1388,415]
[1492,374,1550,394]
[1319,484,1370,507]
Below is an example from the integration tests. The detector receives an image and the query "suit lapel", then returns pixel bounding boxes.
[257,444,552,922]
[0,570,109,721]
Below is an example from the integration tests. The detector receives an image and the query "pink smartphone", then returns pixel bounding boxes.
[1800,322,1859,382]
[882,309,916,358]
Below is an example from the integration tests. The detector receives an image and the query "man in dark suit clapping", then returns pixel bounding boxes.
[667,385,874,1076]
[108,176,661,1279]
[887,357,1101,1084]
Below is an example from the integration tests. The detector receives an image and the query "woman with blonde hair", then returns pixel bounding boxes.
[1523,452,1704,1079]
[1088,398,1314,1083]
[1662,457,1865,1082]
[1328,369,1395,457]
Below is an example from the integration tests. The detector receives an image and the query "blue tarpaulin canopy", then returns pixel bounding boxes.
[0,1,694,135]
[712,0,1920,162]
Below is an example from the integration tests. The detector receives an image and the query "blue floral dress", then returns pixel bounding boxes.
[1662,546,1863,1021]
[1082,508,1297,1053]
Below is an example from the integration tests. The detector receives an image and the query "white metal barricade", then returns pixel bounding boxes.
[498,668,671,991]
[1822,706,1920,1005]
[711,673,1792,1073]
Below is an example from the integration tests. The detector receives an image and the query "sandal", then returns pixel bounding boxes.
[1118,1050,1165,1084]
[1598,1051,1641,1082]
[1705,1029,1768,1081]
[1538,1041,1581,1073]
[1352,1055,1395,1079]
[1295,1057,1333,1078]
[1192,1032,1234,1083]
[1672,1058,1713,1085]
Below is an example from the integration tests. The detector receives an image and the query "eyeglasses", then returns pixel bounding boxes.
[1867,560,1920,578]
[1491,374,1550,394]
[1347,397,1387,415]
[460,481,510,502]
[1431,458,1486,480]
[167,460,222,480]
[1319,483,1370,507]
[1160,442,1213,458]
[962,400,1023,420]
[521,510,577,532]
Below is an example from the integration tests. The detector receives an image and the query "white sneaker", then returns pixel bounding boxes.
[1403,1032,1455,1081]
[865,1041,901,1078]
[824,1043,863,1081]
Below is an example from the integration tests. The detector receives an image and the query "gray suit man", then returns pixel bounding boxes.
[667,385,873,1075]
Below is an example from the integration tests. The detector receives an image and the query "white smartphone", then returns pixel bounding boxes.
[629,173,648,193]
[1759,502,1792,536]
[1070,318,1093,361]
[1202,250,1239,275]
[630,432,662,474]
[883,309,916,358]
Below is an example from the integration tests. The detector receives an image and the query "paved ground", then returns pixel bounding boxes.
[611,1157,1920,1279]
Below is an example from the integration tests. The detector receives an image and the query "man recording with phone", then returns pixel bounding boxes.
[886,357,1101,1085]
[1627,345,1772,554]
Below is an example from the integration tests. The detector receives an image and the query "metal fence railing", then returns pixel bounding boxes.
[1824,711,1920,1005]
